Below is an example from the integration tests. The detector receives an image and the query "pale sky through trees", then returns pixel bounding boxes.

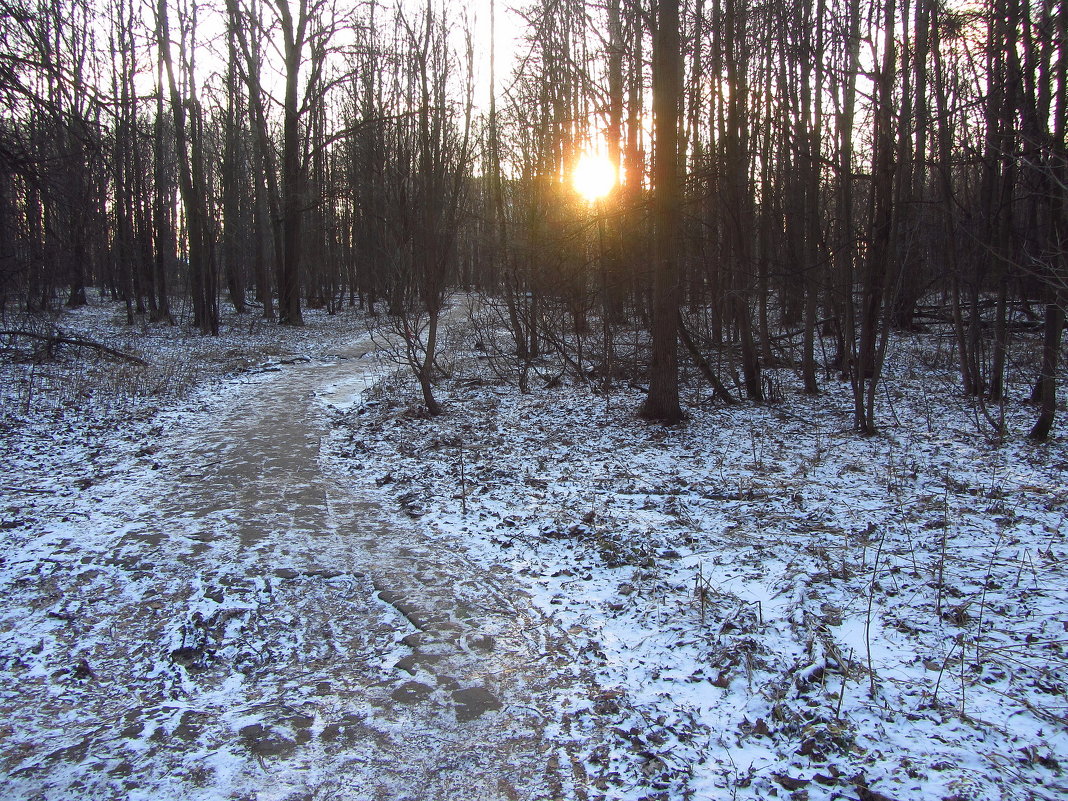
[136,0,522,114]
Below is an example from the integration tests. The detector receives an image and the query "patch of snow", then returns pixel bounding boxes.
[338,319,1068,800]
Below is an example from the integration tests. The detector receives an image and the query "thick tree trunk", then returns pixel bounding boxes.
[853,0,898,434]
[642,0,684,423]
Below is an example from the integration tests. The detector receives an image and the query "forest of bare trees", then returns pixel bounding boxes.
[1,0,1065,436]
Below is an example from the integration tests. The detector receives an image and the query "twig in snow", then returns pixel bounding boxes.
[865,526,886,697]
[936,477,951,616]
[932,634,961,709]
[458,435,467,516]
[975,531,1005,667]
[836,649,853,719]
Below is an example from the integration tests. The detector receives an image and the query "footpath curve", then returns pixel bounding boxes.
[0,334,598,800]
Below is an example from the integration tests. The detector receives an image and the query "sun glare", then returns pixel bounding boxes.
[572,152,617,202]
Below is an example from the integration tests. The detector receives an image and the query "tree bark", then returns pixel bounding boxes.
[276,0,308,326]
[642,0,684,422]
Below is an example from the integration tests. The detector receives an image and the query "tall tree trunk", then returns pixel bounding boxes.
[223,15,246,314]
[801,0,824,395]
[642,0,684,422]
[152,47,174,324]
[931,0,973,393]
[835,0,861,384]
[854,0,898,433]
[276,0,307,326]
[156,0,216,335]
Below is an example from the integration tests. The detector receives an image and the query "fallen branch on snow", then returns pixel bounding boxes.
[0,330,148,366]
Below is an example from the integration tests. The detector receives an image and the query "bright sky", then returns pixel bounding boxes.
[136,0,526,115]
[465,0,524,109]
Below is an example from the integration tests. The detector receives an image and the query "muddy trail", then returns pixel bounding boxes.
[0,337,603,800]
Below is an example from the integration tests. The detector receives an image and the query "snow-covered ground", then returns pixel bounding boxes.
[0,302,399,799]
[2,297,1066,800]
[0,299,621,800]
[337,305,1068,801]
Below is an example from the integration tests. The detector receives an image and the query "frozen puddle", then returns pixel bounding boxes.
[0,339,594,800]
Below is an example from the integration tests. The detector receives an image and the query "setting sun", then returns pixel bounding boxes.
[572,152,617,201]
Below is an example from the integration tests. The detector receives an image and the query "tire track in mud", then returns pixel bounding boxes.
[0,341,602,800]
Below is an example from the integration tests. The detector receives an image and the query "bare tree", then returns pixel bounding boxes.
[156,0,218,334]
[374,0,475,416]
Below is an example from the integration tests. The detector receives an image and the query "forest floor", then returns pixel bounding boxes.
[1,296,1067,801]
[0,299,607,800]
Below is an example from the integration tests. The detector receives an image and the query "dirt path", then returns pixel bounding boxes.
[0,338,598,800]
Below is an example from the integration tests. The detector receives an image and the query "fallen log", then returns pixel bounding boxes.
[0,330,148,365]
